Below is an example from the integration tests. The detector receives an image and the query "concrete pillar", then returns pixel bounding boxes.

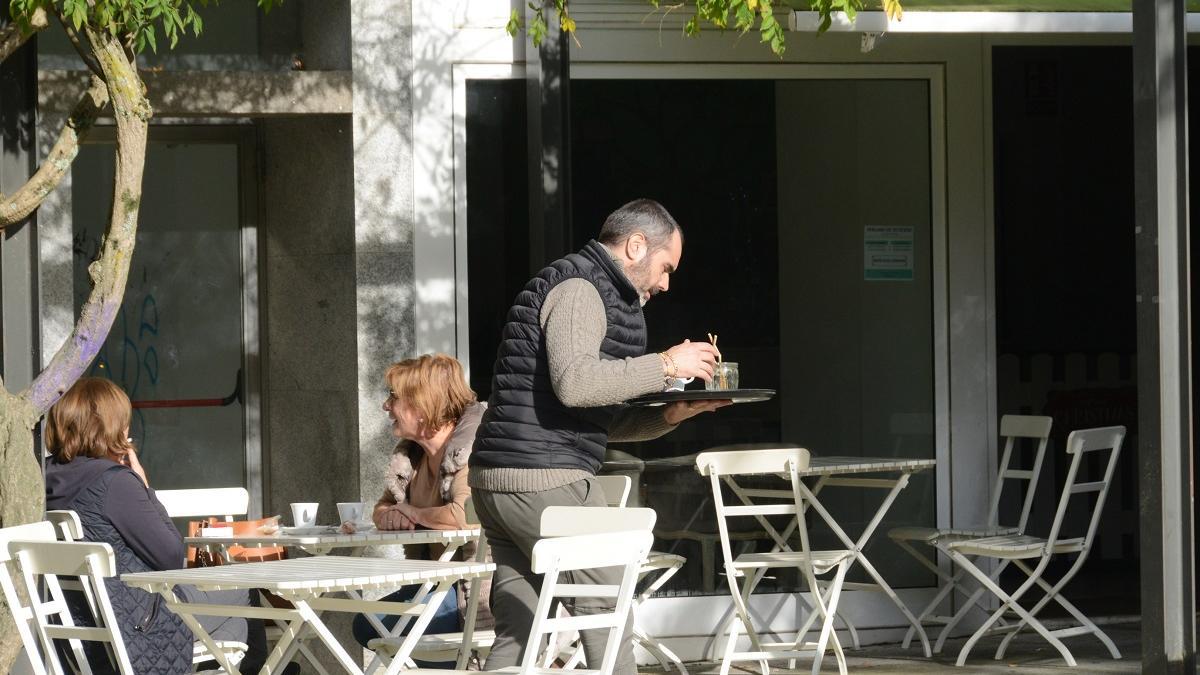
[349,0,416,506]
[1133,0,1196,671]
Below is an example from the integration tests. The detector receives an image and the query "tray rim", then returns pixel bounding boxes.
[626,388,776,406]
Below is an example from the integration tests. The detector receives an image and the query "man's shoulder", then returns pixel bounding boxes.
[542,277,604,320]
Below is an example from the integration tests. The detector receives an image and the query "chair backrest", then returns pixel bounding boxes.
[540,506,656,538]
[44,510,84,542]
[523,530,654,675]
[985,415,1053,532]
[0,521,57,675]
[155,487,249,520]
[1044,426,1126,552]
[594,475,632,507]
[694,447,813,567]
[695,445,810,478]
[9,539,132,675]
[43,510,104,638]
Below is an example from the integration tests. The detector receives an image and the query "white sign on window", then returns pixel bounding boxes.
[864,226,914,281]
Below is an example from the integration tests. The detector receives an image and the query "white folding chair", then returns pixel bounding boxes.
[944,425,1125,667]
[395,478,638,673]
[8,539,132,675]
[1,521,65,675]
[696,447,853,675]
[400,524,652,675]
[372,497,494,671]
[154,487,250,521]
[593,474,689,674]
[44,511,85,542]
[887,414,1052,651]
[41,508,246,672]
[594,475,631,509]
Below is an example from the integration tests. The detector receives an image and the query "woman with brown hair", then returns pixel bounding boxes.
[351,353,490,657]
[43,377,272,674]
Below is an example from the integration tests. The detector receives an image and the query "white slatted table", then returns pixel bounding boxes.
[185,527,481,670]
[123,555,494,675]
[795,457,938,656]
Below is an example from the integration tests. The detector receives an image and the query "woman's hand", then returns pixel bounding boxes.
[375,504,416,531]
[662,399,731,426]
[123,448,149,488]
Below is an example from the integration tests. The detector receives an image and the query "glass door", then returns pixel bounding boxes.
[71,127,260,498]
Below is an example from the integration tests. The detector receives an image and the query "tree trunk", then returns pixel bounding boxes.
[0,25,151,673]
[0,387,41,670]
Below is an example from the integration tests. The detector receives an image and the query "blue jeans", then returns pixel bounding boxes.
[352,585,460,668]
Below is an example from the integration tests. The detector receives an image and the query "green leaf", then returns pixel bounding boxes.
[734,2,754,32]
[529,9,548,46]
[505,9,521,37]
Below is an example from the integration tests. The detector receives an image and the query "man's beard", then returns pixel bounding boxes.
[629,256,655,306]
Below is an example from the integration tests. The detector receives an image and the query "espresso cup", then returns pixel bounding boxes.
[336,501,368,526]
[705,362,739,391]
[290,502,319,528]
[665,376,694,392]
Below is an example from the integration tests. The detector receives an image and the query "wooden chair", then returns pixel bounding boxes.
[945,425,1125,667]
[887,414,1052,651]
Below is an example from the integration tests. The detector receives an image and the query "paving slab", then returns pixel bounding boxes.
[642,619,1141,674]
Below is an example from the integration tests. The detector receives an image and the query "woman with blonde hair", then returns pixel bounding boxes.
[351,353,490,656]
[43,377,273,674]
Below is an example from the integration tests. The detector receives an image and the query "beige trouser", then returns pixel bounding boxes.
[473,477,636,675]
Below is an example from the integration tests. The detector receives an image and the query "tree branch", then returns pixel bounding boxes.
[0,77,109,233]
[52,6,105,79]
[23,28,152,414]
[0,7,48,64]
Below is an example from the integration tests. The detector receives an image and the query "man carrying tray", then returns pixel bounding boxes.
[469,199,727,675]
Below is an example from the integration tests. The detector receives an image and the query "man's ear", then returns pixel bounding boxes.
[627,232,648,262]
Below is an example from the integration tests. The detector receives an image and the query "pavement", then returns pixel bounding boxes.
[641,617,1142,673]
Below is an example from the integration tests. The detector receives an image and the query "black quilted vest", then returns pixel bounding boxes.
[65,466,193,675]
[471,240,647,473]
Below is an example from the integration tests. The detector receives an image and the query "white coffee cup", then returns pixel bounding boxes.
[336,501,368,526]
[290,502,319,528]
[665,376,694,392]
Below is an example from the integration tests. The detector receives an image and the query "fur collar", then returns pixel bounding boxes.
[385,401,486,504]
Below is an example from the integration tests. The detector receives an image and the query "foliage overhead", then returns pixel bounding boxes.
[9,0,281,53]
[508,0,903,56]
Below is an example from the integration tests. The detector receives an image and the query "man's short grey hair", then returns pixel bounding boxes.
[597,199,683,252]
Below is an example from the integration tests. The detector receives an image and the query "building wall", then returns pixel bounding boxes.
[260,115,361,521]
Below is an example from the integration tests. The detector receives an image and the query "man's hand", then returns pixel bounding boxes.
[375,505,416,531]
[662,399,731,425]
[665,339,722,381]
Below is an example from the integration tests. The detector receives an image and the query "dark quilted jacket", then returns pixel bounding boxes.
[49,461,193,675]
[471,239,647,473]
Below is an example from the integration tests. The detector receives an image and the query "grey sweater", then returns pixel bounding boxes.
[470,277,677,493]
